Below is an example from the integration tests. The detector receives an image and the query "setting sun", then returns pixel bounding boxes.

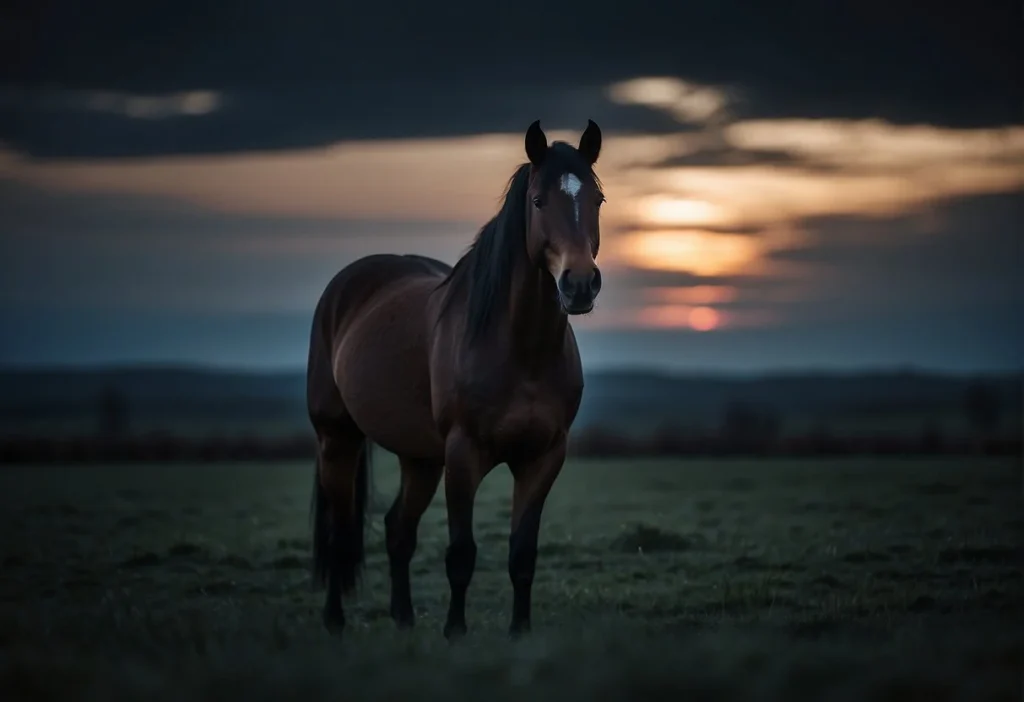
[688,306,721,331]
[636,304,723,331]
[616,230,761,276]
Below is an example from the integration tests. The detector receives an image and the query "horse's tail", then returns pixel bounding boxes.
[345,438,372,593]
[310,438,373,594]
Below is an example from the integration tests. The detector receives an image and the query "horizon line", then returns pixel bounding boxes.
[0,360,1020,380]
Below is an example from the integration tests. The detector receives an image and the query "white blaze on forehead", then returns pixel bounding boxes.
[560,173,583,224]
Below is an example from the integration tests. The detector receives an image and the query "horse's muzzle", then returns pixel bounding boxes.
[558,267,601,315]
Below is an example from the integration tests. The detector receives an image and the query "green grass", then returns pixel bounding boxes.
[1,456,1021,700]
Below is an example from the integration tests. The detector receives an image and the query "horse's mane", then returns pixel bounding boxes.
[437,142,600,343]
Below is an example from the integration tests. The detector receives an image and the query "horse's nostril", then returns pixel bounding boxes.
[558,269,573,295]
[590,268,602,295]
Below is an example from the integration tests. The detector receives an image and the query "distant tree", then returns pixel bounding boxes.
[97,385,129,438]
[963,381,1002,439]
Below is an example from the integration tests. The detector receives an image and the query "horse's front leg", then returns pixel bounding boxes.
[507,438,566,637]
[442,428,489,640]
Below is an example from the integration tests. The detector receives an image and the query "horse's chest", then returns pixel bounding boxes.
[477,384,565,461]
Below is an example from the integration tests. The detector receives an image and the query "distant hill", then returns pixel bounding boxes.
[0,365,1020,438]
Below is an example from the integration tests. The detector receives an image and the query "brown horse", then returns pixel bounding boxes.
[307,119,605,638]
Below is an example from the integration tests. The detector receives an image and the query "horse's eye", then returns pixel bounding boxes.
[532,196,544,209]
[597,195,606,207]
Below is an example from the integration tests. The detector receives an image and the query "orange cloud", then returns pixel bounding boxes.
[613,229,763,276]
[635,195,734,227]
[646,285,739,305]
[0,132,653,228]
[725,119,1024,170]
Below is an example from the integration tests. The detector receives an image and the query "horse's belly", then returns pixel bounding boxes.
[332,282,445,461]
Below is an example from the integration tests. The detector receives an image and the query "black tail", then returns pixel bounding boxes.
[311,439,372,594]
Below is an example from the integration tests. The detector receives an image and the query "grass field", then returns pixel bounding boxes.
[1,455,1021,700]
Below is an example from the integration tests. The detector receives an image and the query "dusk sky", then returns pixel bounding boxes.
[1,0,1021,372]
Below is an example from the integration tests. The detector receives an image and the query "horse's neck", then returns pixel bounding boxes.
[507,259,567,363]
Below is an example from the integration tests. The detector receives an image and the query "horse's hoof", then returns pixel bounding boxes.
[391,603,416,630]
[322,610,345,637]
[443,620,467,641]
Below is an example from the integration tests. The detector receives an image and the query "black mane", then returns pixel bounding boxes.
[437,142,600,343]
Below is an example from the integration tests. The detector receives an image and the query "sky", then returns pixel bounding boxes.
[1,0,1021,372]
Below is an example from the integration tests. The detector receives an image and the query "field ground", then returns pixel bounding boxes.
[0,455,1021,700]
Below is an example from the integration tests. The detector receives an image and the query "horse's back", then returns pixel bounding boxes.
[308,254,452,458]
[313,253,449,327]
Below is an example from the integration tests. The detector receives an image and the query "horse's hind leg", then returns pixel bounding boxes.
[385,456,443,628]
[311,418,369,636]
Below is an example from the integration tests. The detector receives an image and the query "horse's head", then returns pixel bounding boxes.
[523,120,604,315]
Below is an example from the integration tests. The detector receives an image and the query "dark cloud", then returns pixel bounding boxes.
[1,0,1019,157]
[0,84,684,158]
[604,268,791,293]
[648,146,817,171]
[767,191,1024,319]
[0,179,478,312]
[772,192,1021,273]
[640,145,862,176]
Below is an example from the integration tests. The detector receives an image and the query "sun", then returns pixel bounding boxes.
[635,304,723,331]
[688,306,721,331]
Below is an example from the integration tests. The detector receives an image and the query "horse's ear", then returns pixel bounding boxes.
[578,119,602,165]
[525,120,547,166]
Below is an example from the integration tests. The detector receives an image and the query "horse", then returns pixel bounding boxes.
[306,119,605,639]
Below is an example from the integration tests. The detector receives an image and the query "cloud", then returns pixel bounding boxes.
[2,178,1020,370]
[1,0,1019,157]
[624,119,1024,238]
[650,147,812,171]
[607,78,732,125]
[6,106,1022,345]
[0,83,683,159]
[0,179,477,314]
[1,130,683,226]
[0,175,796,336]
[765,190,1024,319]
[577,188,1022,338]
[609,230,764,277]
[724,119,1024,172]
